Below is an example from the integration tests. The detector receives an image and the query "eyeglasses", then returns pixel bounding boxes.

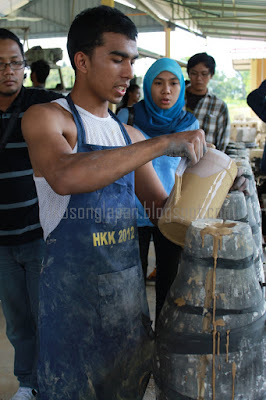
[189,71,210,78]
[0,60,26,71]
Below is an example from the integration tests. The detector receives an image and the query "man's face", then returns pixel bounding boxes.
[0,39,25,97]
[82,32,138,105]
[188,62,212,95]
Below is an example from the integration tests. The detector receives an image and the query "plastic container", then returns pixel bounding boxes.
[158,148,238,247]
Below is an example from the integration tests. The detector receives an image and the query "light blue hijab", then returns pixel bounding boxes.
[133,57,196,136]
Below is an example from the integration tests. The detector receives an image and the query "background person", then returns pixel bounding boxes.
[247,80,266,240]
[30,59,50,89]
[0,29,62,400]
[247,79,266,124]
[247,80,266,173]
[185,52,230,151]
[117,57,199,320]
[116,82,141,114]
[22,6,206,400]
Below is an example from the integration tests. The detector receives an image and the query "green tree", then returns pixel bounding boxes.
[209,70,247,101]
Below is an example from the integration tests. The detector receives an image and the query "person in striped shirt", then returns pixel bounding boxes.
[185,52,230,152]
[0,29,62,400]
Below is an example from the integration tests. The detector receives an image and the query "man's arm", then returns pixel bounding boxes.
[216,102,230,152]
[22,103,206,196]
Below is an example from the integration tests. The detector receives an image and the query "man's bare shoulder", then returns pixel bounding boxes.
[22,101,75,140]
[123,123,146,144]
[22,99,77,153]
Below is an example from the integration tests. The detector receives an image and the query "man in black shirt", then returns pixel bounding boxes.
[0,29,63,400]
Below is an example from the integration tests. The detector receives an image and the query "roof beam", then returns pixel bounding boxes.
[204,32,266,40]
[133,0,168,27]
[199,24,266,33]
[177,17,266,24]
[183,4,266,14]
[142,0,200,31]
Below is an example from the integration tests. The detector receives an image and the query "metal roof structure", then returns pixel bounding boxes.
[168,0,266,41]
[0,0,265,43]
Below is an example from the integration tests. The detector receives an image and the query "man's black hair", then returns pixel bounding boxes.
[31,59,50,84]
[67,5,138,70]
[187,52,216,76]
[0,28,24,58]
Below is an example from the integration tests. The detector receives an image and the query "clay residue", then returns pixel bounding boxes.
[200,222,236,253]
[203,270,214,332]
[200,221,236,400]
[197,355,209,400]
[187,275,202,285]
[215,319,225,327]
[174,297,186,307]
[218,293,226,302]
[217,332,221,356]
[173,174,182,205]
[232,362,237,400]
[226,330,230,363]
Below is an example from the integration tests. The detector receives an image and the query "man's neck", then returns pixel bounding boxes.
[0,90,21,112]
[34,84,45,89]
[70,86,110,118]
[187,86,207,96]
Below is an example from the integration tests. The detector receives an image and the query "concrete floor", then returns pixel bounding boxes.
[0,306,18,400]
[0,243,157,400]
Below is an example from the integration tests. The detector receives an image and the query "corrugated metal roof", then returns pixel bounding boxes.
[0,0,265,42]
[0,0,165,41]
[166,0,266,41]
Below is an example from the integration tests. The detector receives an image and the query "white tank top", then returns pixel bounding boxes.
[34,98,127,240]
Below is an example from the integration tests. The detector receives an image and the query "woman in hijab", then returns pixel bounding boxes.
[117,58,199,322]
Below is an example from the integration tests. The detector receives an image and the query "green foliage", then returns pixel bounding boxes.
[207,69,252,120]
[209,69,250,102]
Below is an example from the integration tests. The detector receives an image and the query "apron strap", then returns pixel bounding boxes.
[66,94,132,147]
[66,94,86,150]
[108,109,132,145]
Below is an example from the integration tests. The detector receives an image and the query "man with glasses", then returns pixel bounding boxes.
[185,52,230,151]
[0,29,62,400]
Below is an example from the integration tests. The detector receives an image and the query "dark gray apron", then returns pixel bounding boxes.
[37,95,153,400]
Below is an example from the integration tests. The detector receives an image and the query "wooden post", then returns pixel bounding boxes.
[165,27,171,58]
[101,0,115,7]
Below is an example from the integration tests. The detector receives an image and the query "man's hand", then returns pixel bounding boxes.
[163,129,207,166]
[230,168,250,196]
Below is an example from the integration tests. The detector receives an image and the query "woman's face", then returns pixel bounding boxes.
[129,88,141,104]
[151,71,180,109]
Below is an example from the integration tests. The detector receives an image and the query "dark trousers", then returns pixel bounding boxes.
[0,238,45,389]
[138,226,182,322]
